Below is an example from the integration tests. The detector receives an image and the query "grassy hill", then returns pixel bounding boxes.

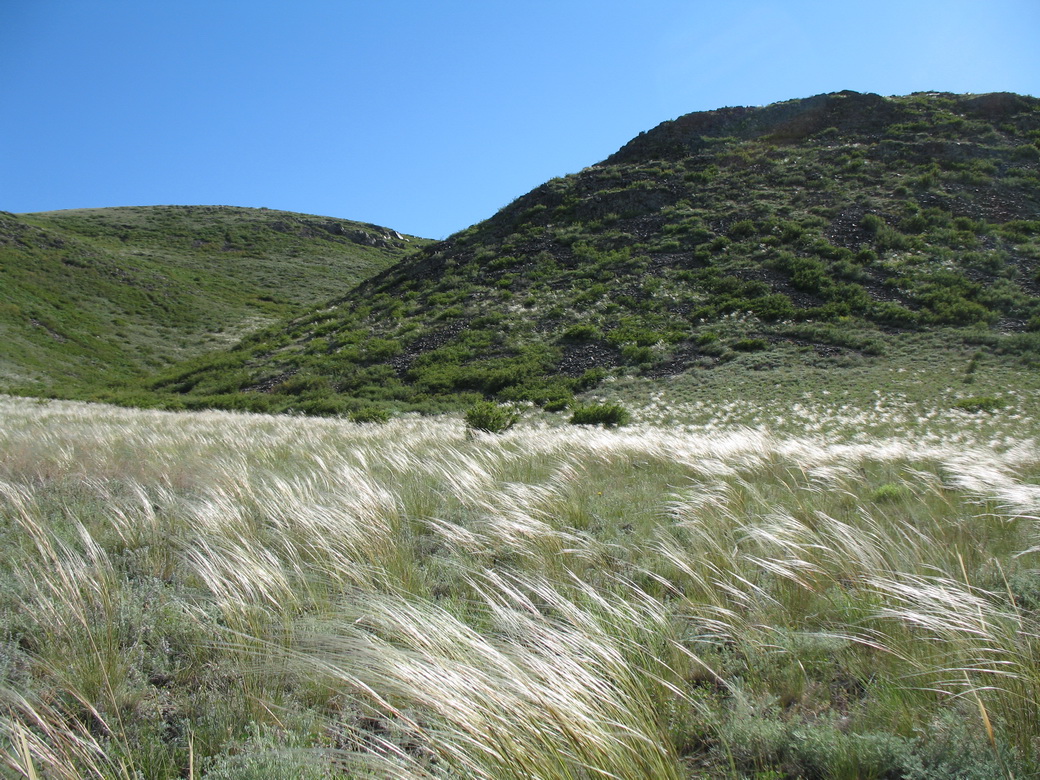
[147,91,1040,416]
[0,205,430,395]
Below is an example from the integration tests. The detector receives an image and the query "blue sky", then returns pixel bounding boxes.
[3,1,1038,239]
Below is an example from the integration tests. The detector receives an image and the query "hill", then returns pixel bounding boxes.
[139,94,1040,413]
[0,205,429,395]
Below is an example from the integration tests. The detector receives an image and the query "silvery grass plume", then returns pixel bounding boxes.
[0,480,168,778]
[278,570,689,780]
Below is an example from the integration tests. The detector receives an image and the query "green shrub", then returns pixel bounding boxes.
[748,294,796,321]
[293,396,352,416]
[873,301,920,326]
[782,256,831,295]
[871,482,910,503]
[575,367,607,391]
[272,374,328,397]
[861,213,886,235]
[569,403,630,427]
[733,338,768,352]
[728,219,757,239]
[621,344,656,365]
[560,324,601,342]
[921,292,996,326]
[606,323,666,347]
[953,396,1005,413]
[349,406,391,424]
[696,331,720,345]
[464,401,521,433]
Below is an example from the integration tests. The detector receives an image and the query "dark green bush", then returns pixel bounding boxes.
[292,396,354,416]
[464,401,520,433]
[783,256,831,295]
[696,331,720,345]
[872,301,920,326]
[349,406,392,424]
[861,213,886,235]
[497,377,574,407]
[920,291,996,326]
[621,344,656,365]
[748,294,796,321]
[953,396,1005,413]
[728,220,757,239]
[574,367,607,391]
[569,403,630,427]
[733,338,768,352]
[272,375,331,396]
[606,323,666,347]
[560,324,601,342]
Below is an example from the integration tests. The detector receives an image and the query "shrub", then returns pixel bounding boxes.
[861,213,886,235]
[733,338,768,352]
[872,301,920,327]
[953,396,1005,413]
[271,374,330,396]
[782,256,830,295]
[871,483,910,503]
[748,294,796,321]
[621,344,656,365]
[464,401,520,433]
[293,396,352,416]
[574,367,607,391]
[569,403,630,427]
[349,406,391,424]
[560,324,601,343]
[921,293,996,326]
[728,220,757,240]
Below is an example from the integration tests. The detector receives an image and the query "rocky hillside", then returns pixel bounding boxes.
[0,205,428,395]
[142,92,1040,414]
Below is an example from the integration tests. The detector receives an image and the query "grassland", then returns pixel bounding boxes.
[2,377,1040,778]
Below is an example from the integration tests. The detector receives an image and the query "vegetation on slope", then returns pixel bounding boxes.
[149,91,1040,416]
[3,393,1040,777]
[0,205,429,395]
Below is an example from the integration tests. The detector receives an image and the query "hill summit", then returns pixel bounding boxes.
[147,92,1040,415]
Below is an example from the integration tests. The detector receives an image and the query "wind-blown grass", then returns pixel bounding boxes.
[0,394,1038,777]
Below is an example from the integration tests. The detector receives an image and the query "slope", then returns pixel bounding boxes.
[149,92,1040,415]
[0,205,429,395]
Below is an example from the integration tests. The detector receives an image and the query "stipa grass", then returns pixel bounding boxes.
[0,395,1039,777]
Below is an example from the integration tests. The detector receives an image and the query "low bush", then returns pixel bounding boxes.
[748,294,796,321]
[733,338,768,352]
[464,401,521,433]
[569,403,630,427]
[953,396,1005,413]
[728,219,757,239]
[560,324,601,342]
[621,344,656,365]
[349,406,392,424]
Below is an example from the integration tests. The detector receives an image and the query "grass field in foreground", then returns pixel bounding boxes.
[0,393,1039,778]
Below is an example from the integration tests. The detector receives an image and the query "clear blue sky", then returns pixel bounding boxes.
[3,1,1038,239]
